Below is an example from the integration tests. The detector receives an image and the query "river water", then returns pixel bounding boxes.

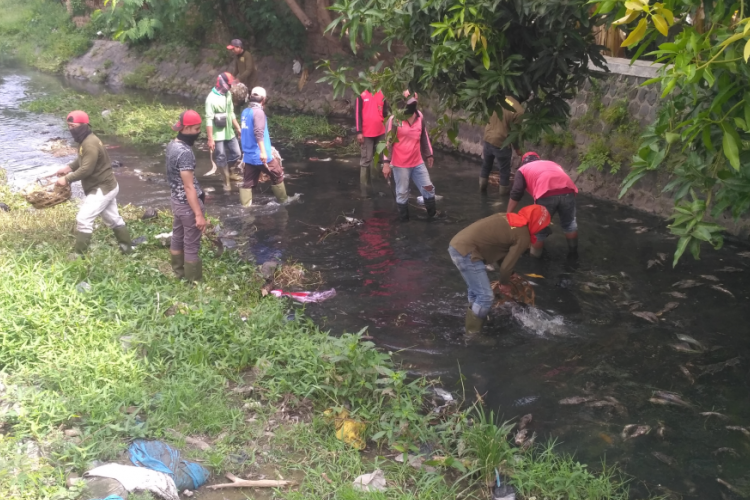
[3,65,750,499]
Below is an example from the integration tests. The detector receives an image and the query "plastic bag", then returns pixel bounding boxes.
[129,440,209,491]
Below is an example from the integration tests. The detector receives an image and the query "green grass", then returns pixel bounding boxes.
[122,64,158,89]
[0,0,93,72]
[0,171,640,499]
[269,114,347,143]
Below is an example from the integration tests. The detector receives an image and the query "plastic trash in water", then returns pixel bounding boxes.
[128,440,209,491]
[270,288,336,303]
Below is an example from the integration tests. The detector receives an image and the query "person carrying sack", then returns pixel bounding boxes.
[55,110,133,256]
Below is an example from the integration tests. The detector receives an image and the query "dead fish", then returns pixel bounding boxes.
[634,226,649,234]
[679,365,695,384]
[700,274,720,282]
[713,447,740,457]
[655,421,667,439]
[656,302,679,316]
[621,424,651,440]
[716,266,743,272]
[673,279,702,289]
[647,259,663,269]
[710,284,735,298]
[650,391,693,408]
[663,291,688,299]
[616,218,642,224]
[700,357,741,376]
[676,333,704,350]
[726,425,750,438]
[651,451,677,467]
[518,413,532,430]
[559,396,595,405]
[669,342,702,354]
[514,429,529,446]
[632,311,659,323]
[737,251,750,258]
[699,411,729,420]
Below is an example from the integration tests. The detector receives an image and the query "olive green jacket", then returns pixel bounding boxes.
[65,133,117,195]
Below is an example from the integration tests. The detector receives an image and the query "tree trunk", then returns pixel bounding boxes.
[282,0,314,29]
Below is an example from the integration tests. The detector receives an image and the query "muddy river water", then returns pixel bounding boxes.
[3,65,750,499]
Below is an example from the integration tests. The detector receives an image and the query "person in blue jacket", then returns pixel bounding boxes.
[239,87,287,206]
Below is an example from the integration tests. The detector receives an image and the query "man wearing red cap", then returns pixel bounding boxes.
[449,205,550,337]
[166,110,206,282]
[227,39,256,89]
[55,110,133,255]
[507,152,579,257]
[205,72,243,192]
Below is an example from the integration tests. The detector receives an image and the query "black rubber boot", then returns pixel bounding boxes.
[171,253,185,279]
[397,203,409,222]
[184,259,203,283]
[112,225,133,254]
[567,236,579,257]
[479,177,488,193]
[424,197,437,218]
[74,231,92,254]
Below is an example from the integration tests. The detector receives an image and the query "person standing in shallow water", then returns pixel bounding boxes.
[55,110,133,255]
[382,91,436,221]
[480,96,524,195]
[166,110,207,282]
[205,72,242,192]
[355,87,389,186]
[449,205,550,337]
[239,86,288,206]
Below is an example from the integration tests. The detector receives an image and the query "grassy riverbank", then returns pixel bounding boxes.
[23,90,346,146]
[0,172,635,499]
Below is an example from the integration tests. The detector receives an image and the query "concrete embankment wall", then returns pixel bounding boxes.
[65,44,750,238]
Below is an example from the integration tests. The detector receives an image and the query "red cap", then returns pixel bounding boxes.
[521,152,540,165]
[66,110,89,124]
[172,110,202,131]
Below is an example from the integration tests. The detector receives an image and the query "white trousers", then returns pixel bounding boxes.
[76,184,125,233]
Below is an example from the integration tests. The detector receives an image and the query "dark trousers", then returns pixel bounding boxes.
[242,158,284,188]
[481,141,512,186]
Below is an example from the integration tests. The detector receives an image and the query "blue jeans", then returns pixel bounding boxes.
[449,245,494,319]
[392,164,435,204]
[214,137,241,167]
[481,141,512,185]
[536,193,578,241]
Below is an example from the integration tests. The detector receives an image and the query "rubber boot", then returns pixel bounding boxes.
[184,259,203,283]
[74,231,92,254]
[112,225,133,254]
[498,184,510,195]
[566,233,579,257]
[220,166,232,191]
[360,167,370,186]
[271,182,288,203]
[170,253,185,279]
[479,177,489,193]
[424,196,437,218]
[465,307,485,335]
[397,202,409,222]
[530,242,544,258]
[239,188,253,207]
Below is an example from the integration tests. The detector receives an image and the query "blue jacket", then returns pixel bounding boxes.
[241,105,273,165]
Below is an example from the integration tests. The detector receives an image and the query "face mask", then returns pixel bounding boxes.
[404,103,418,116]
[70,124,91,144]
[177,132,200,146]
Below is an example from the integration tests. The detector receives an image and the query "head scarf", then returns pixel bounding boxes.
[216,72,234,95]
[507,205,551,244]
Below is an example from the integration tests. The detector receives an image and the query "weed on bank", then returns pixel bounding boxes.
[0,174,636,499]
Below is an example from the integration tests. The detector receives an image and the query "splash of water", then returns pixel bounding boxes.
[504,304,569,337]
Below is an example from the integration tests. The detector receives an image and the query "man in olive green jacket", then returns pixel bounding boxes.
[55,110,133,255]
[481,96,524,195]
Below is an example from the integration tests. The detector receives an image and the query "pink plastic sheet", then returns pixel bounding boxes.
[270,288,337,303]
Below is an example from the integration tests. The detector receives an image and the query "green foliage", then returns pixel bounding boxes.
[460,408,515,484]
[595,0,750,265]
[122,63,157,89]
[0,0,93,72]
[269,114,347,143]
[321,0,607,145]
[543,130,576,149]
[578,137,613,174]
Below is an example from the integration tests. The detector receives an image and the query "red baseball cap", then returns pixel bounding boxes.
[521,152,540,165]
[172,110,202,131]
[66,110,89,124]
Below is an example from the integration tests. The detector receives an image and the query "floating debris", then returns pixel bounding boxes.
[650,391,693,409]
[513,396,539,407]
[514,429,529,446]
[632,311,659,323]
[616,218,642,224]
[716,266,743,272]
[633,226,649,234]
[679,365,695,384]
[433,388,454,403]
[492,276,536,306]
[737,251,750,258]
[318,216,363,242]
[621,424,651,440]
[670,342,702,354]
[647,259,663,269]
[717,478,745,496]
[672,279,702,289]
[305,137,343,148]
[586,397,628,415]
[675,334,704,351]
[699,412,729,420]
[40,138,77,157]
[651,451,677,467]
[700,274,720,282]
[657,252,668,261]
[663,291,687,299]
[203,187,215,193]
[518,414,532,430]
[656,302,679,316]
[710,284,735,298]
[713,447,740,457]
[559,396,595,405]
[309,157,332,162]
[700,357,741,376]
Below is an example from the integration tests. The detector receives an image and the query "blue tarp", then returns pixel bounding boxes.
[128,440,210,491]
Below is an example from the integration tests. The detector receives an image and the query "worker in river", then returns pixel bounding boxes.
[55,110,133,256]
[166,110,207,282]
[449,205,551,336]
[205,72,243,192]
[507,152,579,257]
[355,86,390,186]
[239,87,288,206]
[480,96,524,195]
[382,91,437,221]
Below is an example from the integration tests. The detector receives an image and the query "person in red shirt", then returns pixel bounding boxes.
[507,152,579,257]
[356,89,390,186]
[382,91,436,221]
